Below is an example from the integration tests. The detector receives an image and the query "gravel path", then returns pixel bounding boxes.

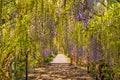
[51,54,70,63]
[28,54,95,80]
[28,64,94,80]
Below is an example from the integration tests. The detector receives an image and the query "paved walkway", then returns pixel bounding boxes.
[51,54,70,63]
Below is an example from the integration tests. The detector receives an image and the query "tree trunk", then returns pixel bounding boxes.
[25,51,28,80]
[96,64,102,80]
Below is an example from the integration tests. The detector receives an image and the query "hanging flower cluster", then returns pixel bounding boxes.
[75,0,94,29]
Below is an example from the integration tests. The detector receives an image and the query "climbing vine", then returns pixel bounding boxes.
[0,0,120,79]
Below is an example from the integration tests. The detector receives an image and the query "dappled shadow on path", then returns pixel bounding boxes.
[28,63,95,80]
